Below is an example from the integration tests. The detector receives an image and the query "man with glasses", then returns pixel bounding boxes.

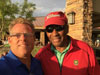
[0,18,43,75]
[35,11,99,75]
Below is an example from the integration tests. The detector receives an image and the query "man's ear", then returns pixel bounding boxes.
[8,36,11,45]
[64,24,69,34]
[34,36,36,41]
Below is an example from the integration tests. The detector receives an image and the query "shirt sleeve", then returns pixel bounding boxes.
[88,47,100,75]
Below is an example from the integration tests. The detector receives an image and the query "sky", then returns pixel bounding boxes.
[11,0,66,16]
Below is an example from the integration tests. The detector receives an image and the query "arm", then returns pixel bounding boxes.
[87,47,100,75]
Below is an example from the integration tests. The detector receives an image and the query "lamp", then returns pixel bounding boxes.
[67,12,75,24]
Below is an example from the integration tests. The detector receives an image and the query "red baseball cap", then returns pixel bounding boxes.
[44,11,68,28]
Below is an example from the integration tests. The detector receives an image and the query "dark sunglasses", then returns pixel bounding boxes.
[46,25,65,33]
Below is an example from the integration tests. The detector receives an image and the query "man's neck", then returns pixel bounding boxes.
[19,56,31,71]
[56,47,67,53]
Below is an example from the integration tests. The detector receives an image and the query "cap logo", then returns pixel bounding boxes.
[47,14,60,20]
[74,60,79,66]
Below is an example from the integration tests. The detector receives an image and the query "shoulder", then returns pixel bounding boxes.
[0,57,12,74]
[0,56,9,68]
[39,44,51,52]
[71,37,93,52]
[74,39,90,47]
[31,57,43,73]
[31,56,42,68]
[0,56,8,66]
[35,44,51,59]
[32,57,41,64]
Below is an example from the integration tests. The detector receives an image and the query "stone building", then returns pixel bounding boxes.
[65,0,100,46]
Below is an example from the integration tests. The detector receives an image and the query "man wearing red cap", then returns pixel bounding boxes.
[35,11,99,75]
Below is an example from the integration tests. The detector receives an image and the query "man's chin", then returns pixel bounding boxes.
[18,46,28,49]
[52,43,61,47]
[18,55,28,59]
[18,52,31,59]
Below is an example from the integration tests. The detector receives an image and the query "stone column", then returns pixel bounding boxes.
[40,31,45,46]
[82,0,93,46]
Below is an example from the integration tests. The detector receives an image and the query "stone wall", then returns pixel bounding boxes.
[82,0,93,46]
[65,0,84,40]
[65,0,93,46]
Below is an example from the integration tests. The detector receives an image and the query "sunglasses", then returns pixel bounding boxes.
[46,25,65,33]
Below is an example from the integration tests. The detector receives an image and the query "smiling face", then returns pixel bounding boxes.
[8,23,35,58]
[46,25,68,48]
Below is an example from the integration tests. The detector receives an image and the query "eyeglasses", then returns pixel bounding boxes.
[45,25,65,33]
[10,33,34,38]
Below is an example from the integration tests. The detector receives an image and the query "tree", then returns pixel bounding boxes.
[0,0,19,40]
[0,0,36,42]
[18,0,36,21]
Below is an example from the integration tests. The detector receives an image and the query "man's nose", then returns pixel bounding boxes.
[52,29,58,35]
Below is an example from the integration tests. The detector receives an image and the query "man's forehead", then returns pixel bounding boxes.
[46,24,64,28]
[11,24,33,33]
[12,24,31,29]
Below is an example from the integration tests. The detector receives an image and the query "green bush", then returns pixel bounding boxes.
[4,44,10,47]
[31,46,43,56]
